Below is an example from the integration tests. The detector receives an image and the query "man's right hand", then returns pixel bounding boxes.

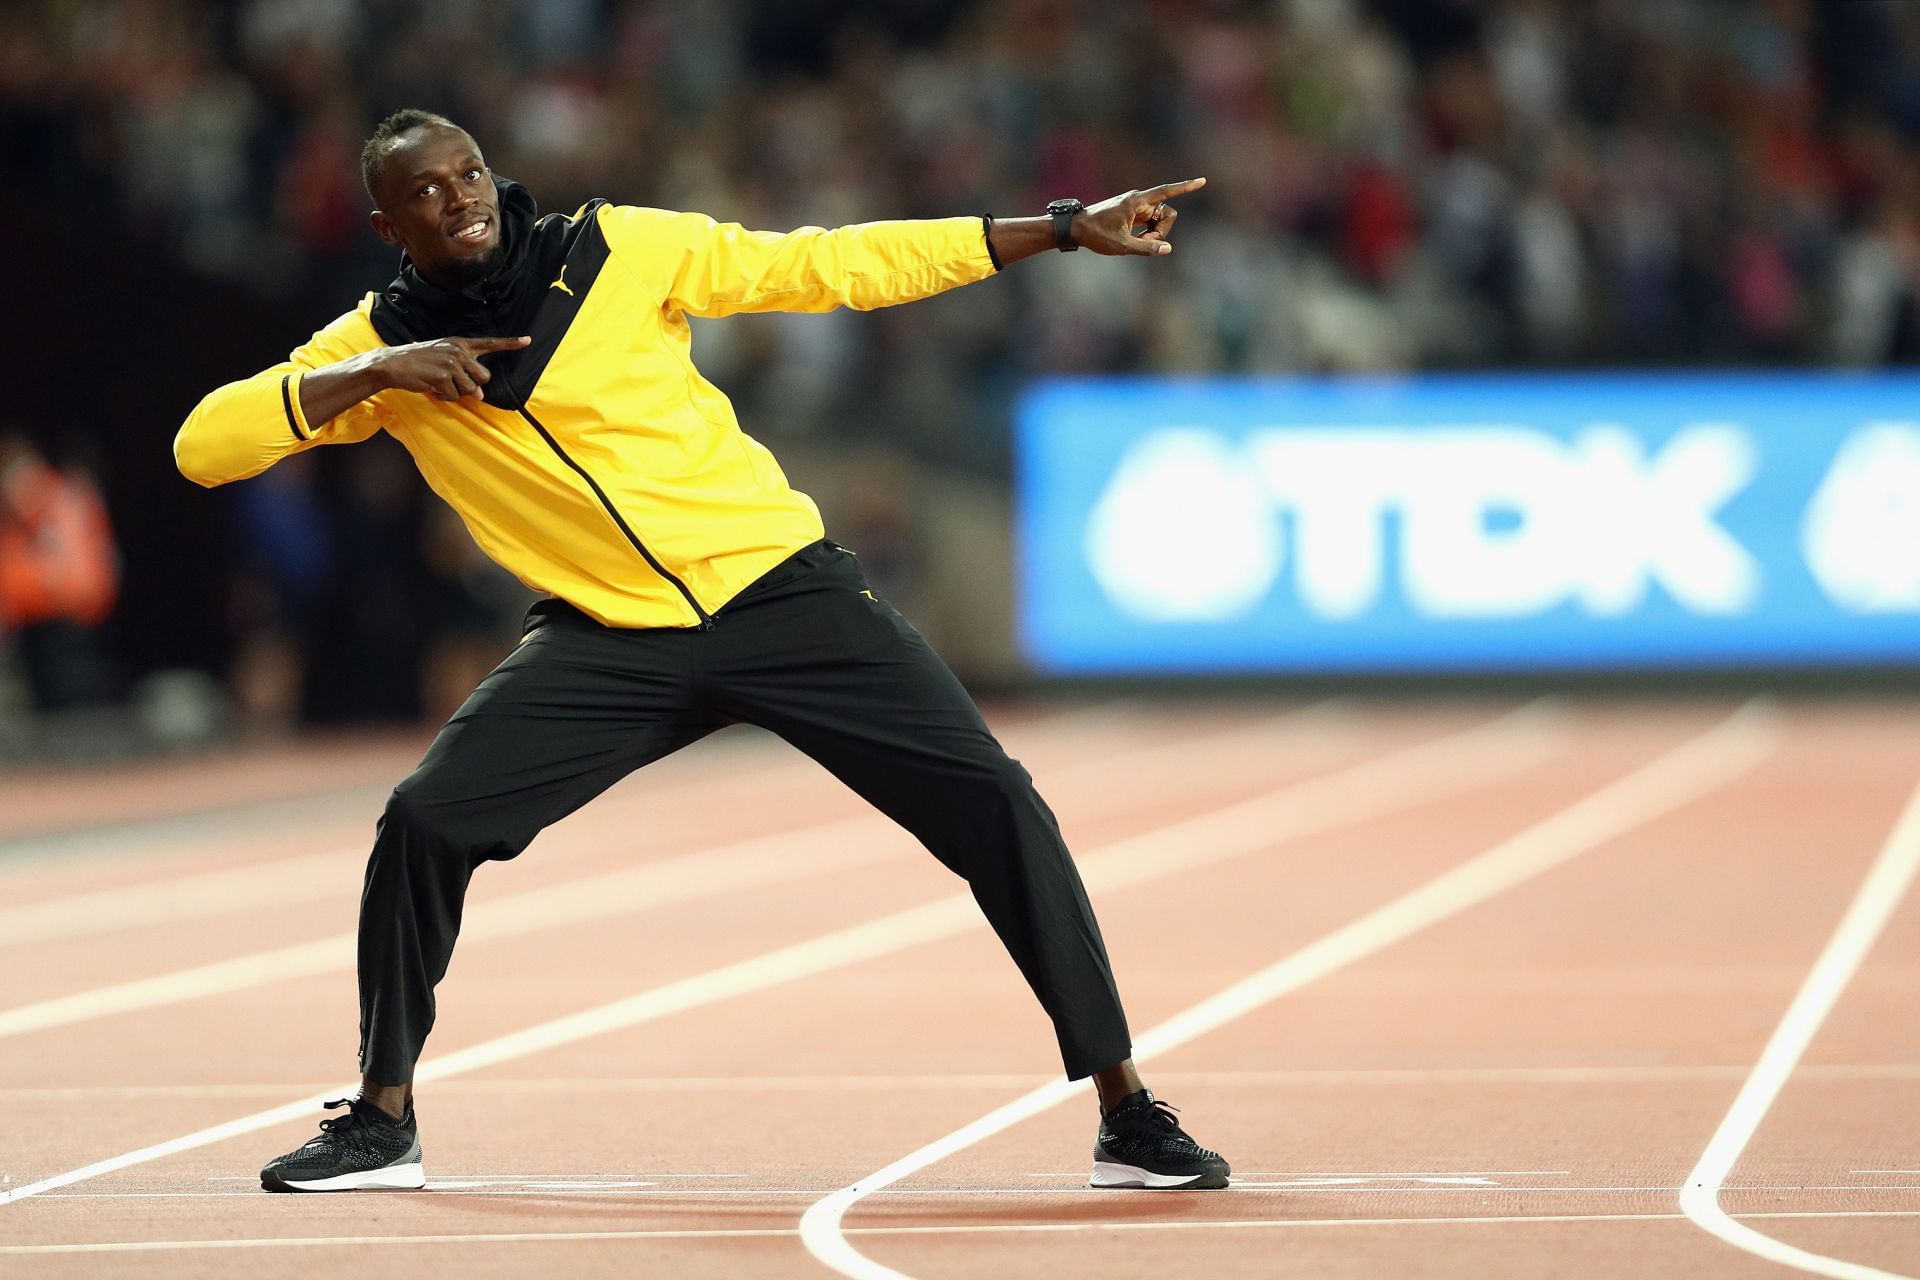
[296,334,533,432]
[375,335,532,401]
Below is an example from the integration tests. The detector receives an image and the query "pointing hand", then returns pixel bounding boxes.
[1070,178,1206,257]
[378,335,532,401]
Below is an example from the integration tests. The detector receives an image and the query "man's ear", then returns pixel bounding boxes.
[370,209,401,247]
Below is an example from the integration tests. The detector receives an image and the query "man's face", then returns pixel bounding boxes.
[369,124,503,287]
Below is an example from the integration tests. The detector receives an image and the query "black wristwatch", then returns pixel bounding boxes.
[1046,198,1085,252]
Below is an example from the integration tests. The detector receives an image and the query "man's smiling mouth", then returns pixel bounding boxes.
[451,217,491,243]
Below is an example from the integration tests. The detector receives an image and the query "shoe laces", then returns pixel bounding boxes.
[318,1096,397,1133]
[1111,1093,1183,1132]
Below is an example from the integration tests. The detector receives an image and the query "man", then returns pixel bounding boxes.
[177,109,1224,1194]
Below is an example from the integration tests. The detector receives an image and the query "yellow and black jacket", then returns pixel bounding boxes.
[175,179,999,627]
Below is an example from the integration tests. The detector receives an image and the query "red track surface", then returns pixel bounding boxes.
[0,698,1915,1278]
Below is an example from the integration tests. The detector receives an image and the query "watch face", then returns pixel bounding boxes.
[1047,199,1084,215]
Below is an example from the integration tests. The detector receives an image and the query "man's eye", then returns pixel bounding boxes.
[466,169,483,181]
[419,184,436,197]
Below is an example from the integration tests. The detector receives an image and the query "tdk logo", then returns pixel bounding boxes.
[1802,424,1920,613]
[1084,423,1920,625]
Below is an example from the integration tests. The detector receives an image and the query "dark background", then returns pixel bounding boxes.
[5,0,1920,739]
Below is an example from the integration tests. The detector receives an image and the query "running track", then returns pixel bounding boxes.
[0,697,1915,1279]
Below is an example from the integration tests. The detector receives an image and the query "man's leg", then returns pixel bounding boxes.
[262,605,717,1192]
[702,545,1227,1190]
[357,606,714,1098]
[703,546,1131,1081]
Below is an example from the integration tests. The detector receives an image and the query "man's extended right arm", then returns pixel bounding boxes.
[174,308,527,488]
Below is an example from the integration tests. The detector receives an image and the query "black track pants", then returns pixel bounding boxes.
[355,540,1132,1084]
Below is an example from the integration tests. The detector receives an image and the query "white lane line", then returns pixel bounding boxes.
[202,1171,748,1181]
[0,702,1345,1035]
[0,704,1560,1205]
[24,1183,1920,1200]
[0,846,368,947]
[0,738,752,872]
[0,764,790,946]
[1108,1064,1920,1085]
[0,703,1132,945]
[800,701,1783,1280]
[1680,773,1920,1280]
[0,816,908,1039]
[0,705,1117,863]
[1028,1169,1573,1178]
[6,1209,1918,1255]
[15,1062,1918,1101]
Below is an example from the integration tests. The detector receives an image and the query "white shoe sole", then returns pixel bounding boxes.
[265,1161,426,1192]
[1089,1160,1228,1190]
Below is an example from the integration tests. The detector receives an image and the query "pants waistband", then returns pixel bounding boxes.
[523,538,844,634]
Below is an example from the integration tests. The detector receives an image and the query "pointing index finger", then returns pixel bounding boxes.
[457,335,533,354]
[1141,177,1207,204]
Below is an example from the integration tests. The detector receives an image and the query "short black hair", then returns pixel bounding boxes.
[360,108,459,202]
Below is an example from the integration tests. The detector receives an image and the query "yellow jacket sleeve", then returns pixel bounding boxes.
[175,303,392,488]
[598,205,999,318]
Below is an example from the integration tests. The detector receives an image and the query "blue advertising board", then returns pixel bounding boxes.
[1016,373,1920,674]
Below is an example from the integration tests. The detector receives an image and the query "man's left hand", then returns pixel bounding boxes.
[1073,178,1206,256]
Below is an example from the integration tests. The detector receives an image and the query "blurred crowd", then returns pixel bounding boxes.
[11,1,1920,389]
[8,0,1920,730]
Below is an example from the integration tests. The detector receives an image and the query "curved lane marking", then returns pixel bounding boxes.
[800,702,1783,1280]
[1680,774,1920,1280]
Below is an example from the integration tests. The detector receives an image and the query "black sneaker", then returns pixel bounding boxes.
[260,1097,425,1192]
[1091,1090,1230,1190]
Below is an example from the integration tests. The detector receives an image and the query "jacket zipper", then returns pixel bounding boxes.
[515,405,715,629]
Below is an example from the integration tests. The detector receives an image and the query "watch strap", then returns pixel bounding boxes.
[1050,207,1079,252]
[1046,199,1084,252]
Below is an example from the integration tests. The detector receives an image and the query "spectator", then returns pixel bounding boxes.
[0,431,121,710]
